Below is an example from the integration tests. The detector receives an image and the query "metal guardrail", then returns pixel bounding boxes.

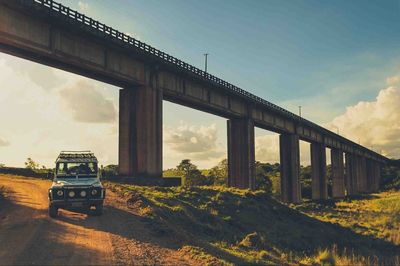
[29,0,296,117]
[18,0,387,161]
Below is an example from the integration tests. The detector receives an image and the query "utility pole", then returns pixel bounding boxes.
[204,53,209,73]
[332,125,339,135]
[298,106,302,118]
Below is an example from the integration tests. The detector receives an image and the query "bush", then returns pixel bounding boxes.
[101,164,119,179]
[0,167,52,179]
[381,162,400,190]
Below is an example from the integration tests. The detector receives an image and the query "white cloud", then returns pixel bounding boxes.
[0,137,10,147]
[255,134,312,166]
[59,80,117,123]
[5,59,64,91]
[164,122,225,162]
[386,75,400,86]
[327,86,400,158]
[255,134,279,163]
[78,1,89,12]
[0,53,119,167]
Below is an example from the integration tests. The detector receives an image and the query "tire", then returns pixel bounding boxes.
[49,205,58,218]
[94,204,103,216]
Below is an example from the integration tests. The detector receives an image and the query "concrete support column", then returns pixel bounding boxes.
[345,153,355,195]
[373,162,381,192]
[119,86,162,178]
[366,159,375,193]
[352,154,360,195]
[331,149,345,198]
[279,134,301,203]
[358,156,368,193]
[227,118,255,190]
[311,142,327,200]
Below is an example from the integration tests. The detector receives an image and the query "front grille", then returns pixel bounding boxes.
[63,187,103,199]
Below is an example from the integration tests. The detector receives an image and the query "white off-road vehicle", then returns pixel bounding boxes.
[48,151,105,218]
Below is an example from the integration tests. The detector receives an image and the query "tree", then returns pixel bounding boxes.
[0,163,5,168]
[255,161,273,193]
[103,164,119,177]
[208,159,228,186]
[177,159,206,186]
[25,158,39,170]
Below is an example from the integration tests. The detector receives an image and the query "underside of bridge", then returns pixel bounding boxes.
[0,0,388,203]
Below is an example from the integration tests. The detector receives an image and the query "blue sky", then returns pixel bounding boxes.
[65,0,400,118]
[0,0,399,168]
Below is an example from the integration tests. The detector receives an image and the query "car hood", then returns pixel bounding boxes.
[52,178,102,187]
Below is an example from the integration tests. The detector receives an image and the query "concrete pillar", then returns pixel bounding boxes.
[358,156,368,193]
[311,142,327,200]
[353,155,361,194]
[279,134,301,203]
[345,153,355,195]
[373,162,381,192]
[118,86,162,178]
[227,118,255,190]
[366,159,381,193]
[354,155,367,193]
[331,149,345,198]
[366,159,374,193]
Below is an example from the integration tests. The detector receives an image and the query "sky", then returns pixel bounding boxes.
[0,0,400,169]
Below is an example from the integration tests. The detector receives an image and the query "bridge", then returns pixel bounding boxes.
[0,0,388,203]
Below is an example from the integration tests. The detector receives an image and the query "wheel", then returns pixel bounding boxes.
[49,204,58,218]
[94,204,103,216]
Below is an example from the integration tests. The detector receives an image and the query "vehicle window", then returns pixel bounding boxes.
[57,162,97,175]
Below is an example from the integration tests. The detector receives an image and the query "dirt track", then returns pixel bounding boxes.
[0,175,199,265]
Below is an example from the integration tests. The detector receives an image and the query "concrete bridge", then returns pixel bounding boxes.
[0,0,388,203]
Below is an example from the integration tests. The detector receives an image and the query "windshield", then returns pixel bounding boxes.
[56,162,97,177]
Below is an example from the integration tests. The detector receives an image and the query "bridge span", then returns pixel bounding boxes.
[0,0,388,203]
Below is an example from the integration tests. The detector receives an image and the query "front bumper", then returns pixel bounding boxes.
[49,186,105,209]
[50,198,103,208]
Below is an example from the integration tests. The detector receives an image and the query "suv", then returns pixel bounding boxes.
[48,151,105,218]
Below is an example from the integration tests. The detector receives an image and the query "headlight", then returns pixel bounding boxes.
[80,190,87,197]
[56,190,64,196]
[91,189,97,195]
[68,191,75,198]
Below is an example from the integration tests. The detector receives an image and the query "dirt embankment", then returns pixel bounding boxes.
[0,175,202,265]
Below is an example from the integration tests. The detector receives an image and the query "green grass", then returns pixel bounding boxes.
[106,182,400,265]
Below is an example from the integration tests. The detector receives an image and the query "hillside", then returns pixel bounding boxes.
[106,183,400,265]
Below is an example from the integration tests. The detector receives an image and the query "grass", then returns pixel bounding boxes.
[106,182,400,265]
[294,191,400,246]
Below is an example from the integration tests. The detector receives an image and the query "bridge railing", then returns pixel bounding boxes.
[17,0,386,161]
[30,0,296,117]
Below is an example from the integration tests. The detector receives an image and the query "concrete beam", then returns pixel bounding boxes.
[227,118,255,190]
[311,142,328,200]
[0,0,389,167]
[279,134,301,203]
[119,86,162,178]
[331,149,345,198]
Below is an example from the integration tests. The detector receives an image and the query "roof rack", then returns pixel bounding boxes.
[56,151,98,163]
[60,150,92,153]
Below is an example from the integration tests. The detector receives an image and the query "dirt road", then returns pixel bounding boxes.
[0,175,199,265]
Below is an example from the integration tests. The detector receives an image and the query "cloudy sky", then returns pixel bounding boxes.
[0,0,399,169]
